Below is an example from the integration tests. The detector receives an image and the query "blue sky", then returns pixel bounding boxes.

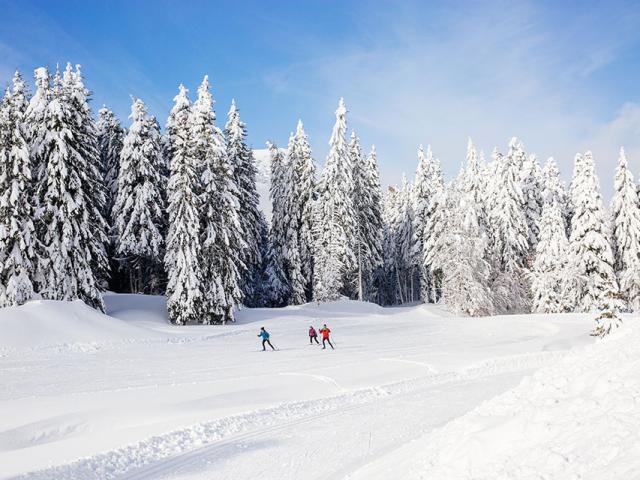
[1,0,640,194]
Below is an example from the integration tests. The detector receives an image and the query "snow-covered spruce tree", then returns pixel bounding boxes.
[381,186,400,305]
[421,161,446,304]
[488,139,530,313]
[541,157,569,222]
[411,144,439,303]
[224,100,263,305]
[265,141,291,306]
[282,132,307,305]
[96,106,124,223]
[289,120,317,301]
[520,153,543,251]
[350,132,383,302]
[247,211,270,307]
[592,289,624,337]
[435,182,493,316]
[362,145,384,302]
[313,207,344,302]
[191,76,243,323]
[611,147,640,311]
[394,176,418,303]
[0,72,37,307]
[32,67,104,310]
[63,64,110,290]
[530,201,571,313]
[568,151,619,312]
[23,67,51,294]
[313,98,357,300]
[112,98,165,294]
[96,106,125,290]
[164,84,204,325]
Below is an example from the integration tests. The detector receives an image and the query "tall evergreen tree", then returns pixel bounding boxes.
[530,201,571,313]
[164,84,203,324]
[314,98,356,300]
[289,120,317,300]
[112,98,165,293]
[224,100,262,305]
[520,153,544,251]
[282,132,307,305]
[192,76,243,322]
[411,144,438,302]
[611,147,640,311]
[436,183,493,316]
[96,107,124,223]
[488,138,530,313]
[541,157,569,220]
[63,64,110,290]
[265,142,291,306]
[568,151,619,312]
[350,132,383,301]
[0,72,36,307]
[96,106,125,290]
[33,67,104,310]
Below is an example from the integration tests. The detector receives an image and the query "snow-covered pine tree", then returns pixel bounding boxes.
[541,157,569,220]
[23,67,51,294]
[314,98,357,300]
[592,288,623,337]
[33,67,104,310]
[289,120,317,301]
[488,138,530,313]
[520,153,543,251]
[96,105,125,290]
[350,132,383,301]
[0,72,36,307]
[530,201,571,313]
[362,145,384,302]
[224,100,263,305]
[421,159,446,304]
[568,151,619,312]
[96,106,124,224]
[164,84,204,325]
[394,176,418,303]
[282,132,307,305]
[436,181,493,316]
[265,141,291,306]
[63,64,110,290]
[247,211,270,307]
[610,147,640,311]
[412,145,436,303]
[191,76,243,323]
[381,186,400,305]
[112,98,165,294]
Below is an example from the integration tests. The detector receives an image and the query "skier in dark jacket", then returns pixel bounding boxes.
[308,326,319,344]
[258,327,275,351]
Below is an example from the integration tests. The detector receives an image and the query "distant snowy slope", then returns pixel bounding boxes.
[350,317,640,480]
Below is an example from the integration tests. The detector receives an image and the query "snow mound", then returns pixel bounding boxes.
[0,299,161,351]
[382,317,640,479]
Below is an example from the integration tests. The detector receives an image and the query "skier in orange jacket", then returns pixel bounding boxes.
[319,324,334,350]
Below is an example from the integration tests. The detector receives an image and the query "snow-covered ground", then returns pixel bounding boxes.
[1,294,634,480]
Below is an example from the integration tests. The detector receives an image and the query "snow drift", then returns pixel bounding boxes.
[350,316,640,480]
[0,299,161,351]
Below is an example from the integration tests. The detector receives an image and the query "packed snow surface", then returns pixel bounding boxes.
[2,293,634,480]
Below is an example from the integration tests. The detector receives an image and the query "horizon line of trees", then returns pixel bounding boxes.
[1,64,636,336]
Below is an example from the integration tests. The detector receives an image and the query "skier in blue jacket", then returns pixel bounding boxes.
[258,327,275,351]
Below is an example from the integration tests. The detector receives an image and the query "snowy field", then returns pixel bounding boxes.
[1,295,638,479]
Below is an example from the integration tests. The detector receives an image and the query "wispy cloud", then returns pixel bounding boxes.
[260,1,640,196]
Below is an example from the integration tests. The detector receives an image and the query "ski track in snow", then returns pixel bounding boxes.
[14,350,567,480]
